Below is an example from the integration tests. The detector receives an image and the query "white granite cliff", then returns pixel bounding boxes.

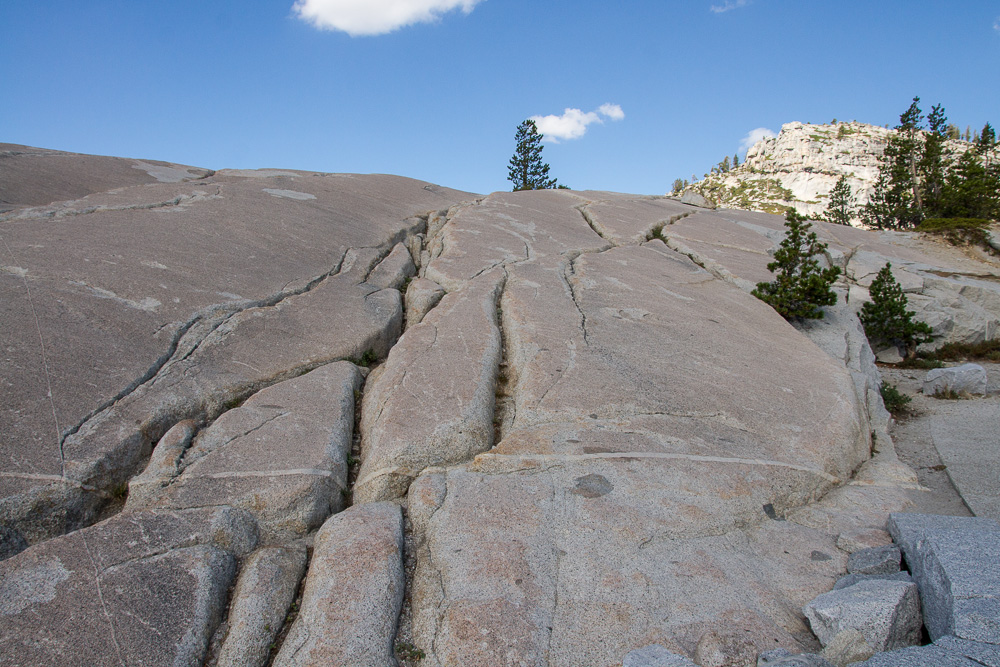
[686,121,981,224]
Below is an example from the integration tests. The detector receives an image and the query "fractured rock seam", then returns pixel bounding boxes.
[9,238,411,548]
[354,271,506,502]
[59,245,351,450]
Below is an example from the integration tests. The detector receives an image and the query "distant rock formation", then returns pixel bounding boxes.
[684,121,982,223]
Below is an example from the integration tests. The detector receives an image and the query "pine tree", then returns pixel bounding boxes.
[939,150,1000,219]
[920,104,948,216]
[733,153,740,168]
[507,120,558,191]
[860,169,898,230]
[824,176,854,225]
[976,123,996,153]
[860,263,933,359]
[862,136,919,230]
[976,123,997,170]
[895,96,925,219]
[752,210,841,320]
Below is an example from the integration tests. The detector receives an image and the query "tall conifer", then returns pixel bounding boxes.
[508,120,558,191]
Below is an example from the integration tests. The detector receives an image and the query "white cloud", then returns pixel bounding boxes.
[598,103,625,121]
[740,127,777,153]
[994,16,1000,32]
[293,0,485,37]
[710,0,749,14]
[530,104,625,142]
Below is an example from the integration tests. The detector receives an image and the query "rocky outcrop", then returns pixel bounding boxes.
[3,145,1000,666]
[0,142,214,214]
[0,165,473,549]
[684,121,987,222]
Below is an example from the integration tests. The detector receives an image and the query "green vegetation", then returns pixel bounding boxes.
[862,97,999,230]
[896,357,944,370]
[823,176,855,225]
[880,382,912,415]
[396,641,426,662]
[917,339,1000,363]
[698,178,796,215]
[752,210,841,320]
[915,217,997,254]
[931,388,968,400]
[348,349,379,367]
[860,263,934,359]
[837,124,857,139]
[508,120,559,191]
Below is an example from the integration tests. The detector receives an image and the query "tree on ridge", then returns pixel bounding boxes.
[508,120,558,191]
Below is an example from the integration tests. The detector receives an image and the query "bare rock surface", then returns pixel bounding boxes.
[881,362,1000,521]
[0,143,213,213]
[4,146,1000,667]
[0,507,257,667]
[356,270,505,503]
[1,162,473,548]
[888,513,1000,644]
[802,579,922,651]
[401,191,891,666]
[924,363,989,396]
[215,546,308,667]
[273,502,404,667]
[126,362,362,540]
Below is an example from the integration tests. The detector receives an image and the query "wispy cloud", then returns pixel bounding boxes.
[530,104,625,142]
[293,0,485,37]
[740,127,777,153]
[994,16,1000,33]
[710,0,749,14]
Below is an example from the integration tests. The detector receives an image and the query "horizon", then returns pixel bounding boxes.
[2,1,999,196]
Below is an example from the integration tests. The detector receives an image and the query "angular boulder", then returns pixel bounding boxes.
[802,579,922,652]
[887,513,1000,644]
[924,364,989,396]
[847,545,902,576]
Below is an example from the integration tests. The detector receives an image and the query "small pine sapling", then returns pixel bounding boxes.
[752,210,841,320]
[860,262,933,359]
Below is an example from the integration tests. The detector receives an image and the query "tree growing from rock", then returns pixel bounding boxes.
[824,176,855,225]
[860,263,933,359]
[752,210,841,320]
[508,120,558,191]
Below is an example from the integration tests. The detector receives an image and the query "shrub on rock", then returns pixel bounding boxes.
[860,263,933,359]
[753,210,841,320]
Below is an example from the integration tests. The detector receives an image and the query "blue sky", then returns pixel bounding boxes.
[2,1,999,195]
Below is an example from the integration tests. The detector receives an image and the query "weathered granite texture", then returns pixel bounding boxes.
[1,160,473,549]
[3,145,1000,667]
[0,507,258,667]
[887,513,1000,644]
[924,363,989,396]
[802,579,922,651]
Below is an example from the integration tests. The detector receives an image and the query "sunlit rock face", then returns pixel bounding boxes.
[688,121,985,222]
[2,145,999,667]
